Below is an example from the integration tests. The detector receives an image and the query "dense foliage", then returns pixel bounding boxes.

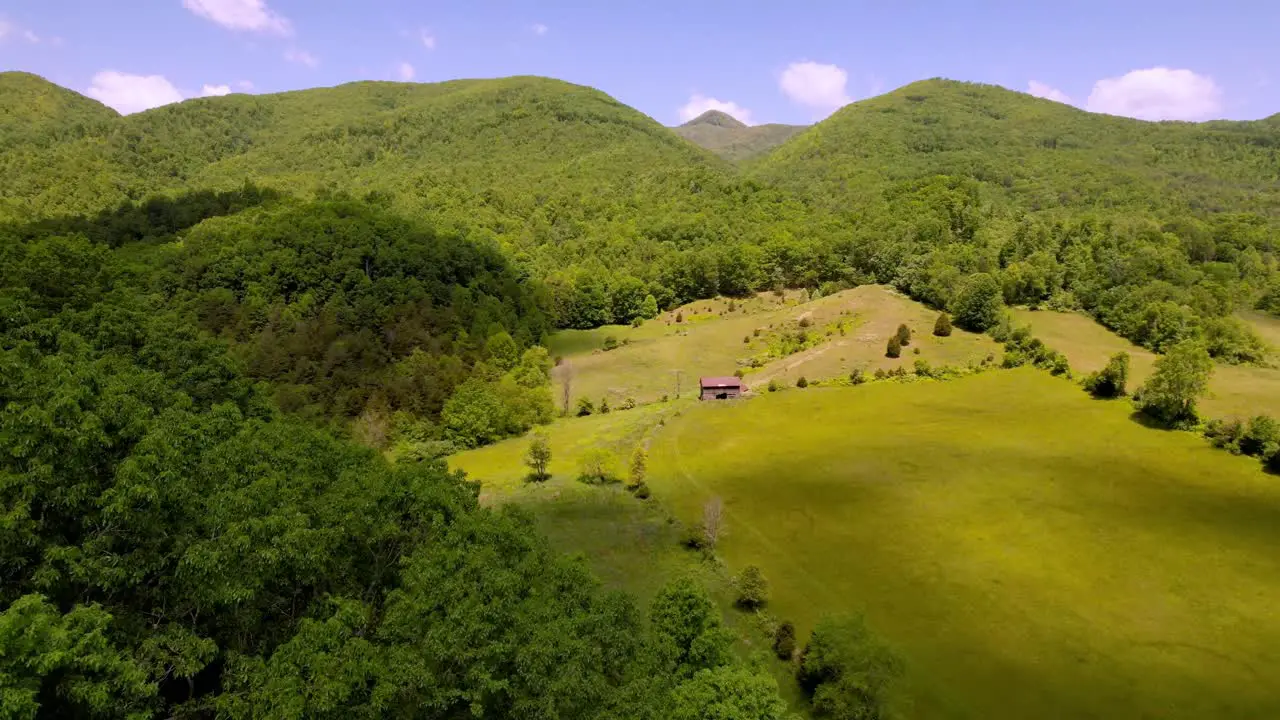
[0,198,787,718]
[798,615,903,720]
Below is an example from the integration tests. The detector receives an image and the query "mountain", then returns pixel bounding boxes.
[673,110,807,162]
[0,71,117,149]
[750,78,1280,219]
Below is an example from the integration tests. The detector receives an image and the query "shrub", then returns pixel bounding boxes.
[681,521,708,550]
[1083,352,1130,398]
[661,394,669,402]
[631,317,643,328]
[734,369,745,378]
[773,621,797,661]
[885,335,901,358]
[633,482,651,500]
[575,397,595,416]
[1134,341,1213,427]
[849,369,865,385]
[873,368,888,380]
[912,347,921,355]
[603,335,619,351]
[933,313,953,337]
[628,445,647,488]
[798,614,902,720]
[914,359,933,378]
[896,324,911,346]
[621,397,637,410]
[577,448,617,484]
[734,565,770,609]
[753,328,762,337]
[768,379,779,392]
[599,398,610,414]
[1241,415,1280,457]
[796,376,809,388]
[1204,418,1245,453]
[799,317,812,328]
[675,311,684,323]
[524,432,552,482]
[743,335,750,344]
[728,300,737,312]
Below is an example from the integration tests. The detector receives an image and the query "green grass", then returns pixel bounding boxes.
[1013,308,1280,418]
[548,286,1000,409]
[643,369,1280,719]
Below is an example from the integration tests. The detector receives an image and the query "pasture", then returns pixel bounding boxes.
[548,285,1000,410]
[453,368,1280,719]
[1012,308,1280,418]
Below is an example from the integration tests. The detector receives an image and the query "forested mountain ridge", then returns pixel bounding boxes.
[751,78,1280,218]
[673,109,808,162]
[0,71,117,149]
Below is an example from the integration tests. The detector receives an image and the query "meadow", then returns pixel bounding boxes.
[1012,308,1280,418]
[453,368,1280,719]
[549,285,1000,409]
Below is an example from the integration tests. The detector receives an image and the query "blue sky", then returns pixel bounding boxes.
[1,1,1277,122]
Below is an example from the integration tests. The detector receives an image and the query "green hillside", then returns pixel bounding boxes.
[751,78,1280,217]
[0,71,117,149]
[673,109,807,162]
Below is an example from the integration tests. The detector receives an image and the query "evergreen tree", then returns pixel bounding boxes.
[886,335,902,358]
[933,313,953,337]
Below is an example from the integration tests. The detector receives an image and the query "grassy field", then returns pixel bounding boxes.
[645,370,1280,719]
[1013,308,1280,419]
[453,368,1280,719]
[548,286,1000,409]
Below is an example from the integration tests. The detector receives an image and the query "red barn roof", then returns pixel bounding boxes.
[700,376,742,389]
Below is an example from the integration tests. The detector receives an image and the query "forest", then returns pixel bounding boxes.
[2,68,1280,718]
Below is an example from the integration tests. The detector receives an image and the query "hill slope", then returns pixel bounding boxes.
[751,79,1280,217]
[674,110,807,162]
[0,71,117,149]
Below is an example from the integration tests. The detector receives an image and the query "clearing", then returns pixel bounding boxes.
[549,285,999,409]
[1012,308,1280,418]
[452,368,1280,719]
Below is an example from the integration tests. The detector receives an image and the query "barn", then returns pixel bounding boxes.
[699,376,743,400]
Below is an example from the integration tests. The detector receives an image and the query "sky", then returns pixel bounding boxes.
[1,1,1278,123]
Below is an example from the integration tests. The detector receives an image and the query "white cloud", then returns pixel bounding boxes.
[532,23,548,36]
[420,28,436,49]
[397,62,416,81]
[183,0,291,35]
[87,71,185,114]
[1027,80,1072,104]
[678,94,754,125]
[201,84,232,97]
[0,17,42,44]
[780,61,852,114]
[1085,67,1222,121]
[284,48,319,68]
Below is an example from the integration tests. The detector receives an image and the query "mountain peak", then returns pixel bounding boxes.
[681,109,747,129]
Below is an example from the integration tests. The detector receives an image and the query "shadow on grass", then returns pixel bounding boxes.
[1127,411,1178,431]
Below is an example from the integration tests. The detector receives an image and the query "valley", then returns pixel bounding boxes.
[5,58,1280,720]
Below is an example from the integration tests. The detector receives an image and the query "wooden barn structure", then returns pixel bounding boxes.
[699,376,743,400]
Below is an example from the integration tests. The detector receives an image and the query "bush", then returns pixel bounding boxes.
[577,448,617,484]
[631,316,643,328]
[773,621,797,661]
[873,368,888,380]
[1134,341,1213,427]
[885,335,901,358]
[1083,352,1130,398]
[799,317,812,328]
[896,324,911,346]
[912,347,921,355]
[1241,415,1280,457]
[933,313,953,337]
[768,379,779,392]
[796,376,809,388]
[952,273,1005,332]
[743,335,750,343]
[681,522,708,550]
[849,369,865,385]
[734,565,770,609]
[753,328,762,337]
[734,369,745,378]
[1204,418,1245,453]
[675,311,684,323]
[576,397,595,416]
[633,482,651,500]
[524,432,552,482]
[603,335,619,351]
[913,359,933,378]
[599,397,610,414]
[621,397,637,410]
[798,614,902,720]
